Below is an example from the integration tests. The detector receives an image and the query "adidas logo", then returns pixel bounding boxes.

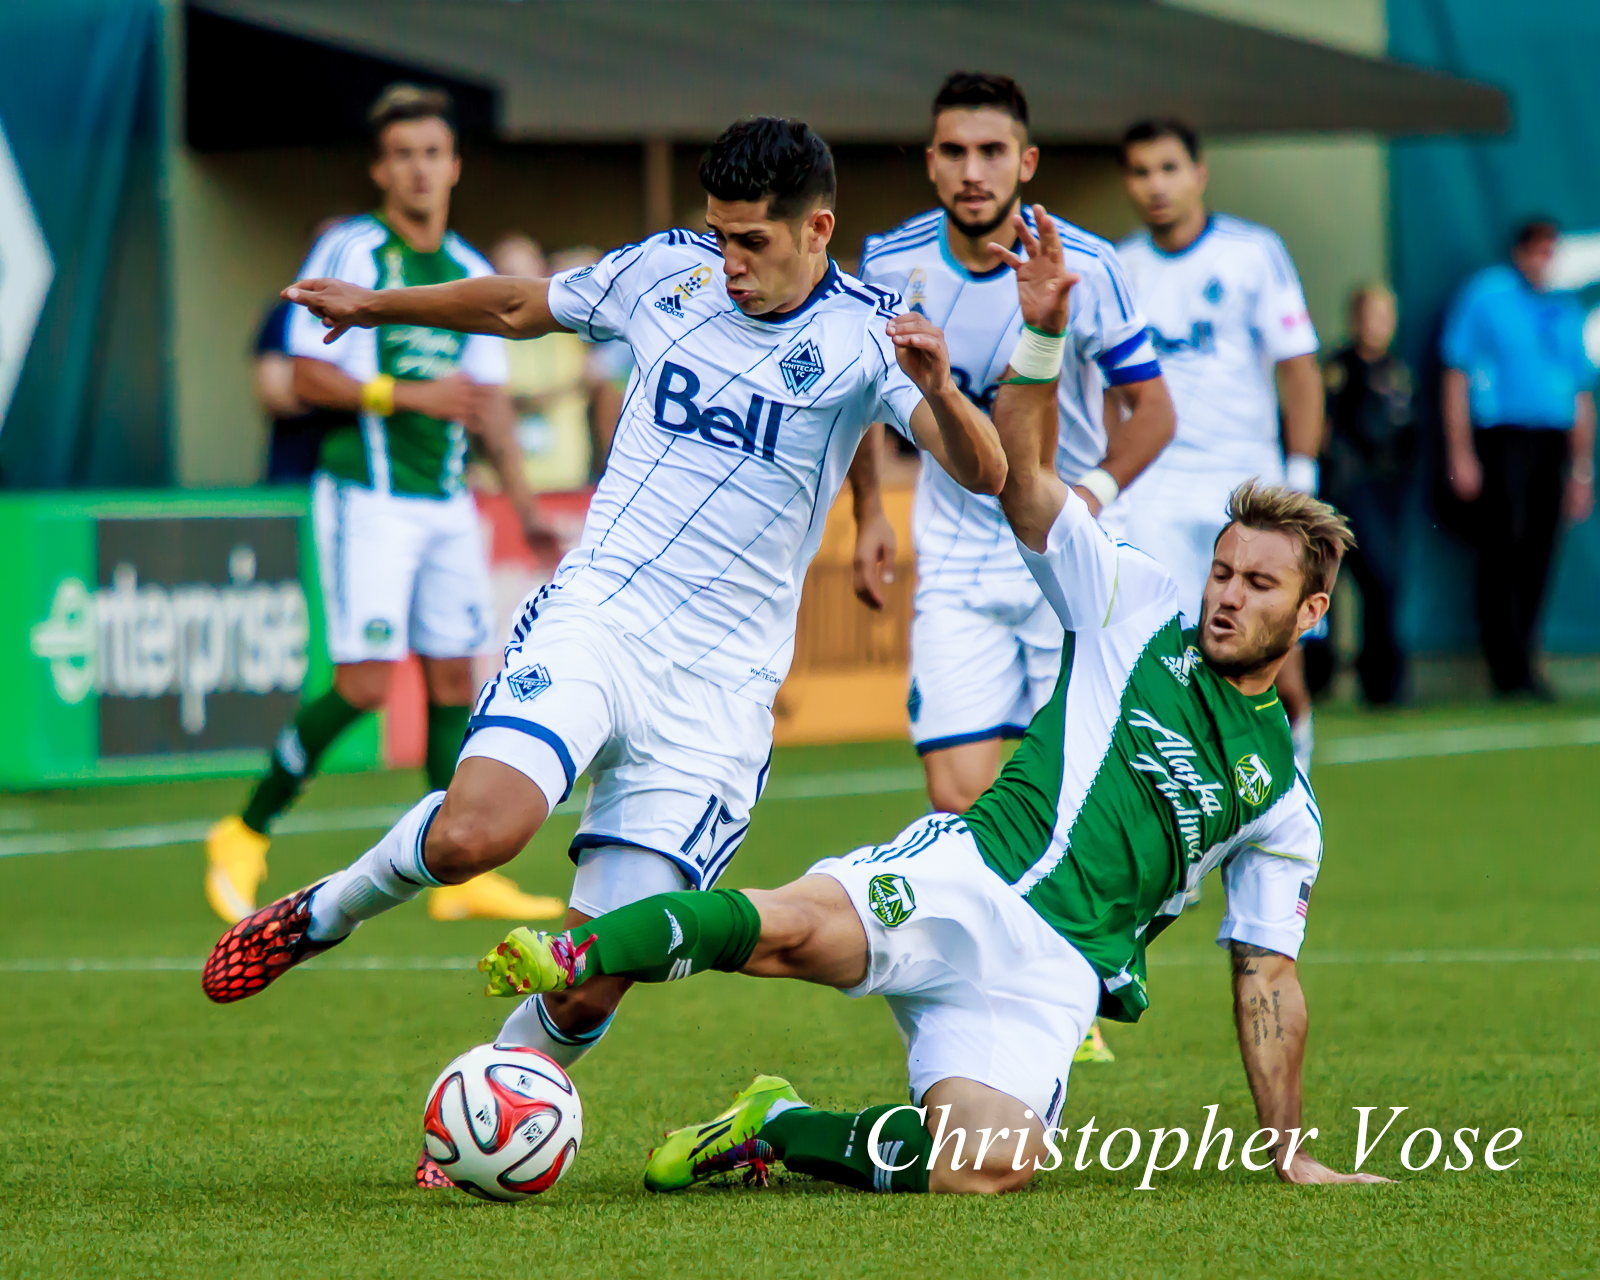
[1161,645,1203,687]
[664,908,684,952]
[654,293,684,318]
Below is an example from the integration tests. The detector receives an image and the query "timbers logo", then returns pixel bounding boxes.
[866,874,915,927]
[1233,753,1273,806]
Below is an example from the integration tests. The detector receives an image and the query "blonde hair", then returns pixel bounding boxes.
[1224,480,1356,599]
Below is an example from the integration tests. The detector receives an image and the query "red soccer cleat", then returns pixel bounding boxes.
[201,881,343,1004]
[415,1146,454,1190]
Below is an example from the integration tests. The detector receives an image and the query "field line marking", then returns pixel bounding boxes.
[2,717,1596,860]
[3,947,1597,974]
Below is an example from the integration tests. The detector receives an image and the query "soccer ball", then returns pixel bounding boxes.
[422,1043,582,1201]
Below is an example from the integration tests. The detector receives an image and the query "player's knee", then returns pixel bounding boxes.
[333,661,392,711]
[932,1160,1035,1195]
[927,776,982,816]
[424,800,530,881]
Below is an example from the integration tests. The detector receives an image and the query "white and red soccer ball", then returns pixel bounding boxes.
[422,1043,582,1201]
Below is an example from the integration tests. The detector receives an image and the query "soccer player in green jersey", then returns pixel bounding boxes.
[205,84,557,928]
[473,210,1385,1194]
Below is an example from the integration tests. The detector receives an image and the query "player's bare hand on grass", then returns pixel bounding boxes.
[283,277,377,343]
[851,506,897,610]
[886,312,955,397]
[1279,1150,1392,1186]
[989,205,1079,337]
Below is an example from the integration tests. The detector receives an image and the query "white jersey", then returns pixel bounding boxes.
[1117,214,1317,476]
[861,207,1158,606]
[544,229,925,706]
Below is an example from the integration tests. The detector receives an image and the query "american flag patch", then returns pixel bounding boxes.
[1296,881,1312,918]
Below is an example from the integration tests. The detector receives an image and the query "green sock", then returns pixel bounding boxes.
[761,1104,932,1193]
[425,703,471,791]
[240,689,364,833]
[568,889,761,983]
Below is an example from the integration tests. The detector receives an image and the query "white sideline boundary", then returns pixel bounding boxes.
[1,717,1597,861]
[2,946,1596,974]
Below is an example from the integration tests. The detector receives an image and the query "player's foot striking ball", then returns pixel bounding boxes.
[201,881,345,1003]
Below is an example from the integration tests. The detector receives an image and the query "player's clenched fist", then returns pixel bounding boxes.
[885,311,954,396]
[282,277,378,344]
[989,204,1079,336]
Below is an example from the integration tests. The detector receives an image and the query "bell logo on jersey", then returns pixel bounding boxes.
[654,362,787,461]
[867,874,916,927]
[779,339,825,397]
[1202,277,1225,305]
[1234,753,1273,805]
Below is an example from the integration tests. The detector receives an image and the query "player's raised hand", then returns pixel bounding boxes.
[1278,1150,1392,1186]
[989,206,1078,337]
[886,311,953,396]
[282,277,378,344]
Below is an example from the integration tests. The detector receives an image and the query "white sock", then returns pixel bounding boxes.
[307,792,446,942]
[1291,712,1314,775]
[497,993,615,1070]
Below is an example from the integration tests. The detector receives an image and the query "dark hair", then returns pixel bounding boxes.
[368,83,456,156]
[699,117,836,220]
[1512,217,1560,251]
[932,72,1029,129]
[1120,118,1201,166]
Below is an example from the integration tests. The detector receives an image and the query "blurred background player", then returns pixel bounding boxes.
[204,84,557,927]
[1320,282,1416,705]
[851,72,1175,1063]
[1116,118,1324,776]
[1441,217,1596,700]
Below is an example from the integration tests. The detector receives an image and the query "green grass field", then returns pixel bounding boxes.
[3,703,1598,1279]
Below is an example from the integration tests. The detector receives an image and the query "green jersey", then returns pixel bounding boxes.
[964,495,1322,1022]
[286,214,507,498]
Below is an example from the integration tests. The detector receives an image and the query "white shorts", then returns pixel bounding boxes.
[311,473,493,664]
[460,595,773,889]
[810,814,1101,1123]
[908,596,1063,754]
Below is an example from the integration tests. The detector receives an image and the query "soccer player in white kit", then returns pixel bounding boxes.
[852,75,1174,815]
[1115,119,1326,773]
[201,118,1006,1088]
[850,75,1176,1063]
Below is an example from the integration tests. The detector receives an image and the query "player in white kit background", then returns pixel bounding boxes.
[850,74,1175,819]
[1115,119,1326,772]
[203,118,1008,1102]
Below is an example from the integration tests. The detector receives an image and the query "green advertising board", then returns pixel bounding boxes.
[5,489,377,788]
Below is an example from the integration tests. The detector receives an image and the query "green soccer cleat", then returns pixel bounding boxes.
[478,926,593,997]
[643,1074,802,1193]
[1074,1021,1116,1064]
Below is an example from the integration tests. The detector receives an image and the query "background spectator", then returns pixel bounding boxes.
[1441,218,1597,699]
[252,217,350,482]
[1321,282,1415,704]
[489,234,592,491]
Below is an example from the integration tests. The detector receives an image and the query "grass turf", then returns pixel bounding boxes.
[2,704,1597,1279]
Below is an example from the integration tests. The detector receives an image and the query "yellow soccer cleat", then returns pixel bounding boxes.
[428,871,565,923]
[1074,1020,1116,1064]
[205,816,269,925]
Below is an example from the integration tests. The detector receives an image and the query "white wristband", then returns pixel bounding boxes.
[1007,324,1067,383]
[1285,453,1319,495]
[1078,466,1120,510]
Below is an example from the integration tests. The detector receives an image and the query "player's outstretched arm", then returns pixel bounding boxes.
[892,315,1006,496]
[847,424,897,610]
[1229,941,1390,1185]
[283,274,567,344]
